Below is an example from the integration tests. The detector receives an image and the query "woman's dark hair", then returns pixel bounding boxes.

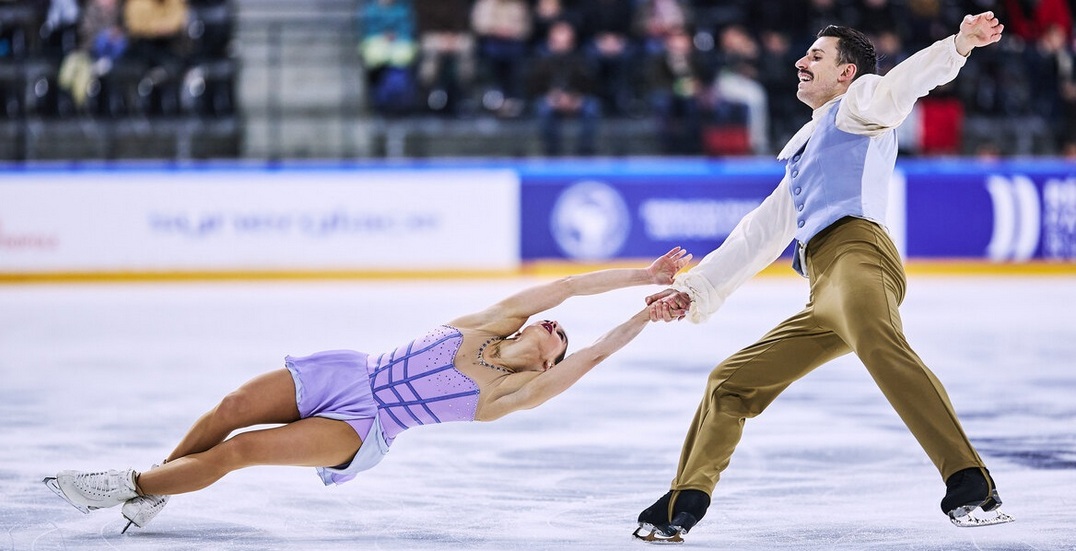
[555,333,568,364]
[817,25,877,79]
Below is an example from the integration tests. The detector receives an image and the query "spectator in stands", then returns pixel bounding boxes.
[84,0,128,63]
[527,20,600,156]
[122,0,189,71]
[1003,0,1072,43]
[1023,22,1074,151]
[1062,138,1076,158]
[713,25,770,154]
[644,25,712,154]
[854,0,905,37]
[757,28,811,149]
[57,0,126,110]
[115,0,190,115]
[576,0,638,115]
[530,0,577,54]
[356,0,418,115]
[687,0,746,32]
[803,0,859,45]
[903,0,966,51]
[1002,1,1074,152]
[41,0,80,58]
[471,0,531,117]
[634,0,692,56]
[1059,42,1076,156]
[874,28,908,75]
[746,1,807,42]
[413,0,476,115]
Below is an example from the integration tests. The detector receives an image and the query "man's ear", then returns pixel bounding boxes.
[839,63,858,83]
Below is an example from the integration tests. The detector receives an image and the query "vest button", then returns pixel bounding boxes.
[793,155,800,162]
[794,187,802,195]
[798,220,805,228]
[797,204,804,211]
[791,170,799,177]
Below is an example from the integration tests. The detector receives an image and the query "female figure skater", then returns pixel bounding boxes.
[46,247,692,532]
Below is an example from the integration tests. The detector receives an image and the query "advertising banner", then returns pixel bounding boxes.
[521,160,1076,265]
[2,160,1073,281]
[521,163,810,263]
[0,167,520,275]
[903,161,1076,261]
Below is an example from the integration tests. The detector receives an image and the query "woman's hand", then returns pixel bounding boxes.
[645,247,692,285]
[645,288,691,322]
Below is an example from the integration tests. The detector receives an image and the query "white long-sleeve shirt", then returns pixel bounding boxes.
[673,35,970,323]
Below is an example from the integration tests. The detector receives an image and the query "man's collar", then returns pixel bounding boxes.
[812,93,845,119]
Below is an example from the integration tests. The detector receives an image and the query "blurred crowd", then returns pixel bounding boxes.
[0,0,235,120]
[3,0,1074,159]
[357,0,1076,157]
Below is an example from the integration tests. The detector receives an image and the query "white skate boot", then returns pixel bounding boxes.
[121,463,169,533]
[122,493,170,533]
[44,469,139,513]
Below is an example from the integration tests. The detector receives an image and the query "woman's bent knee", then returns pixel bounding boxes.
[212,372,300,428]
[213,391,257,427]
[212,432,260,471]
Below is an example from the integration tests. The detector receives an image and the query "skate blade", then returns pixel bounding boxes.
[121,509,144,534]
[43,477,94,514]
[632,523,684,544]
[949,505,1015,527]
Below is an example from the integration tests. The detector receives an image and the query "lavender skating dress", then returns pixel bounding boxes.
[285,325,480,485]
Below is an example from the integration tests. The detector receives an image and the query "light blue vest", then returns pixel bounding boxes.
[786,100,898,276]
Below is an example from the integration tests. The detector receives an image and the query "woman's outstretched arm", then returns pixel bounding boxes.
[450,247,691,335]
[476,307,652,420]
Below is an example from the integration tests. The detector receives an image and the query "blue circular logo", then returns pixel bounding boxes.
[550,181,631,260]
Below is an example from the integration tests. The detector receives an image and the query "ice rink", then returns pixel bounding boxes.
[2,272,1075,550]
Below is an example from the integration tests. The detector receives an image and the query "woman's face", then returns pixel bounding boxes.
[521,319,568,369]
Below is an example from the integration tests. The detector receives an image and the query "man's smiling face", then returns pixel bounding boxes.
[795,36,856,109]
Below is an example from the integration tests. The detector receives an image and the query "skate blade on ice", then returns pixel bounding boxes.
[632,523,685,544]
[43,477,96,514]
[949,505,1015,527]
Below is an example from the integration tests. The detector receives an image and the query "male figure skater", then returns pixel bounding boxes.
[634,12,1011,543]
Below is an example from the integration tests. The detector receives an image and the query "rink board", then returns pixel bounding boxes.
[1,159,1074,280]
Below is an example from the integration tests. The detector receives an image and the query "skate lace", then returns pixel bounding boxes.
[142,495,168,510]
[74,471,114,496]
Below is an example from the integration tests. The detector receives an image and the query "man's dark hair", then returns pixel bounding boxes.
[817,25,877,79]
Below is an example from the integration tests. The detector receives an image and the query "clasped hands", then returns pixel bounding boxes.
[646,288,691,322]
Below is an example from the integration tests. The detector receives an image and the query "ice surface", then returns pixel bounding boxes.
[2,274,1075,550]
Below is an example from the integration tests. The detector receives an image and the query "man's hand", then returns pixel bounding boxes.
[645,289,691,322]
[955,11,1004,56]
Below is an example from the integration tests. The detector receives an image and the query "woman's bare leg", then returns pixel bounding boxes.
[164,369,301,462]
[138,417,363,495]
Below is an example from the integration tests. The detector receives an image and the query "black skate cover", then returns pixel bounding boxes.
[942,467,1014,527]
[634,490,710,544]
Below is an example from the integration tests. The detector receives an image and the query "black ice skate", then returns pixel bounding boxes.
[941,467,1014,527]
[633,489,710,544]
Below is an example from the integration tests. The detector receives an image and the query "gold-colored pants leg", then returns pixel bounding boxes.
[672,306,850,492]
[808,219,985,479]
[671,218,986,495]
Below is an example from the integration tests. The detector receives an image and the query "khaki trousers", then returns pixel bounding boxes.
[672,217,985,494]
